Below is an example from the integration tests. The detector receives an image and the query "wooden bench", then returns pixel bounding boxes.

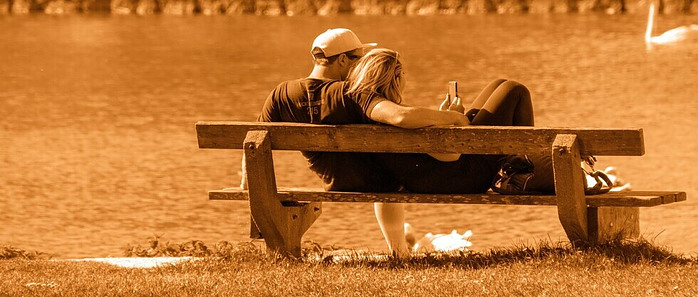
[196,121,686,257]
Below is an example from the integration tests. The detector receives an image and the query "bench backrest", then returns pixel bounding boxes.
[196,121,645,156]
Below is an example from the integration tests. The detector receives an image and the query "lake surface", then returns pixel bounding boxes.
[1,14,697,258]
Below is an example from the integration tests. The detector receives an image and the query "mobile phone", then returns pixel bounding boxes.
[448,81,458,105]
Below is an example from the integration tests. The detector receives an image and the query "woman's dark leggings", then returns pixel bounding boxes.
[466,78,534,127]
[470,79,556,193]
[374,79,536,194]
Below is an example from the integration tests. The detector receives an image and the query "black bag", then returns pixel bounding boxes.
[491,155,555,195]
[491,154,612,195]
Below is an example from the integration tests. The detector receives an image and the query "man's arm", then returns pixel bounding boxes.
[246,87,280,188]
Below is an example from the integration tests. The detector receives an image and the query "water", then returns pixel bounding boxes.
[1,14,697,258]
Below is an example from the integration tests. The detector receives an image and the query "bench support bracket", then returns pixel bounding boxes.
[244,130,322,257]
[588,207,640,243]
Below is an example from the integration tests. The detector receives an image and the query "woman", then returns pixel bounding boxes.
[344,48,538,256]
[259,45,487,257]
[346,48,536,194]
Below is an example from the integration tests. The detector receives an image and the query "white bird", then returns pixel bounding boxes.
[411,228,473,253]
[645,2,698,45]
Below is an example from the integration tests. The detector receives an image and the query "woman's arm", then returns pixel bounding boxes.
[368,99,469,161]
[369,99,469,129]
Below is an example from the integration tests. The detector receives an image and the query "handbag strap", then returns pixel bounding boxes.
[581,155,613,195]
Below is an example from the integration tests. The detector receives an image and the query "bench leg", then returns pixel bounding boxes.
[552,134,589,246]
[553,134,640,246]
[244,130,322,257]
[588,207,640,243]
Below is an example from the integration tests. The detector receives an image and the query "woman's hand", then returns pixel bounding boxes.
[430,94,468,162]
[439,94,465,114]
[439,94,469,127]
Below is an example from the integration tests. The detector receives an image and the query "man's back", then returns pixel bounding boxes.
[257,77,399,192]
[258,78,373,125]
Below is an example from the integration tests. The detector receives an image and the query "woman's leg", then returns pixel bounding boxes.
[465,79,537,190]
[466,79,534,126]
[468,80,555,192]
[372,80,536,194]
[374,202,411,257]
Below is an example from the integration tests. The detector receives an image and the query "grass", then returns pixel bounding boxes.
[1,238,697,296]
[0,246,49,260]
[122,235,239,259]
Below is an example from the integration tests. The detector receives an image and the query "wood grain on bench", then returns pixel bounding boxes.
[197,121,645,156]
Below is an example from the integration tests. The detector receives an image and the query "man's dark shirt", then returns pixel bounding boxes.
[258,78,399,192]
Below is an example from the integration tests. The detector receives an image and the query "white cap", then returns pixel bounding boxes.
[311,28,377,58]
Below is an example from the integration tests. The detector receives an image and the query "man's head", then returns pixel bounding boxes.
[309,28,376,80]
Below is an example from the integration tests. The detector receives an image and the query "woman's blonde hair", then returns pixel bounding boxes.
[345,48,403,104]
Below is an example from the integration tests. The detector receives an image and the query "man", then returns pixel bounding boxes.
[257,28,401,192]
[255,28,411,257]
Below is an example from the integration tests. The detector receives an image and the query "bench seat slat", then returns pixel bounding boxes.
[209,188,685,207]
[196,121,645,156]
[597,191,687,204]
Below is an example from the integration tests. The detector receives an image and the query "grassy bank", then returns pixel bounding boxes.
[1,239,697,296]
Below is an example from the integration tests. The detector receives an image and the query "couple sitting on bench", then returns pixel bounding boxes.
[257,28,625,257]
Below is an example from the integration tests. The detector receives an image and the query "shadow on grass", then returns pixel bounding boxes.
[4,236,694,271]
[324,239,695,269]
[120,235,696,270]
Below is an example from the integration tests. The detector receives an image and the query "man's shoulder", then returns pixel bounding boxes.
[271,78,348,100]
[273,78,305,89]
[273,78,341,90]
[317,80,348,95]
[267,78,310,99]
